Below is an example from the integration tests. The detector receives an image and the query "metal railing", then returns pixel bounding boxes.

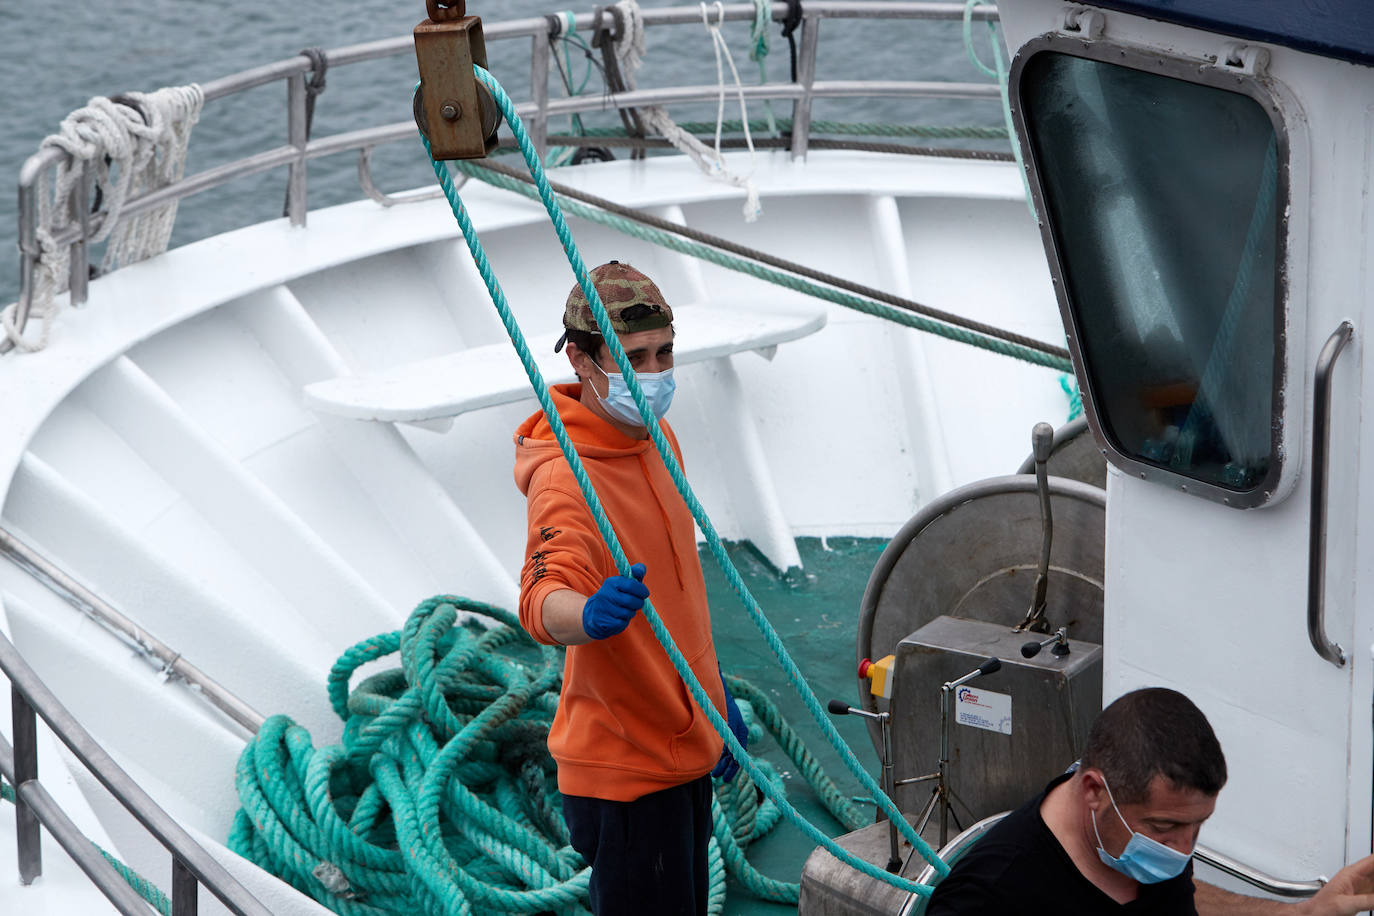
[0,527,265,735]
[897,811,1325,910]
[1194,844,1325,899]
[8,1,1003,354]
[0,627,271,916]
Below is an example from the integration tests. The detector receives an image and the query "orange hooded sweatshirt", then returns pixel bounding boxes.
[513,383,726,801]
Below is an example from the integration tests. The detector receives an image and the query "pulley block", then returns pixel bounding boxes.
[413,4,500,159]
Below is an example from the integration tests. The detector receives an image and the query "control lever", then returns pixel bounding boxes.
[862,654,1005,868]
[1021,626,1070,658]
[1015,422,1055,633]
[829,697,902,872]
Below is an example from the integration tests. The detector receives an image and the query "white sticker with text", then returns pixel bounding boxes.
[955,685,1013,735]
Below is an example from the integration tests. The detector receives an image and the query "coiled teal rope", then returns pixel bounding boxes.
[230,598,588,914]
[228,597,860,912]
[424,65,947,896]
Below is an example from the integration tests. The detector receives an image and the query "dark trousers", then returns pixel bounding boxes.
[563,775,714,915]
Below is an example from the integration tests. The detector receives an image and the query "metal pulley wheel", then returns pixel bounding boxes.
[413,82,501,153]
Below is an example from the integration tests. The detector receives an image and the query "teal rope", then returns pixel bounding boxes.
[749,0,780,136]
[423,66,946,896]
[231,596,866,913]
[0,779,173,915]
[963,0,1036,217]
[1060,374,1083,422]
[546,11,595,169]
[451,158,1071,373]
[231,598,591,915]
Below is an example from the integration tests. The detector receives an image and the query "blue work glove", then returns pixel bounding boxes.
[712,673,749,782]
[581,563,648,640]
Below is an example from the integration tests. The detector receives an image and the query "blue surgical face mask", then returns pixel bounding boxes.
[1091,776,1193,884]
[591,362,675,427]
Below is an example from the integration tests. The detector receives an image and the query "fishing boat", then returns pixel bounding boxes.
[1,0,1367,913]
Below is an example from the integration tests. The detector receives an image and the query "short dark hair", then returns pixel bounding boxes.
[563,328,603,362]
[1079,688,1227,804]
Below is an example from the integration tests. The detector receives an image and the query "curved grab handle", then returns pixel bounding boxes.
[1308,321,1354,668]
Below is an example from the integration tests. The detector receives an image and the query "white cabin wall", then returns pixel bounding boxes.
[1343,98,1374,865]
[999,0,1374,879]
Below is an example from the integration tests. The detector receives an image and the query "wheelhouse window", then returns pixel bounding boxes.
[1017,50,1283,501]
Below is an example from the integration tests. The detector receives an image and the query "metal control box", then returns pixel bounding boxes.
[890,615,1101,822]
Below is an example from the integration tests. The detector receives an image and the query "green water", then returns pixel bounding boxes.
[703,536,890,914]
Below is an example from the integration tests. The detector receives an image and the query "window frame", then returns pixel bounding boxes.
[1008,33,1296,509]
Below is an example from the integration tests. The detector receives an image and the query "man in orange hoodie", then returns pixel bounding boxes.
[513,261,748,915]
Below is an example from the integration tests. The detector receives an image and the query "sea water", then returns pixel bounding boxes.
[0,0,1003,307]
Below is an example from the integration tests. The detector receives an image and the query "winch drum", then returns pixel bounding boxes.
[855,474,1106,820]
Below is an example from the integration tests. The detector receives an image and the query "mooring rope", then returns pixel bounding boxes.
[606,0,764,220]
[453,156,1072,371]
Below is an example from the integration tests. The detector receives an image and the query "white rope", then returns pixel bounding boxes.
[611,0,762,222]
[2,84,203,353]
[611,0,647,87]
[702,1,761,220]
[1,235,60,353]
[102,85,204,271]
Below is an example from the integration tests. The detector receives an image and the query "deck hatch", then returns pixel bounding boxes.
[1011,40,1288,507]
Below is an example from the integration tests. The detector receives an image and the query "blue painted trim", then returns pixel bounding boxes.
[1085,0,1374,67]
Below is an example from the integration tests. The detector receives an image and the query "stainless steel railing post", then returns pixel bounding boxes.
[67,160,92,306]
[173,856,199,916]
[287,72,309,227]
[0,632,271,914]
[791,8,821,161]
[5,178,41,356]
[530,30,551,160]
[12,686,42,884]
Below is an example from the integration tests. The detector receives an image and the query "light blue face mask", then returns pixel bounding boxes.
[1091,776,1193,884]
[592,362,676,427]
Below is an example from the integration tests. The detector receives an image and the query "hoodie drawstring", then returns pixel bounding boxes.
[641,452,688,588]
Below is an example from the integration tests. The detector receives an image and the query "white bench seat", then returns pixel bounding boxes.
[303,303,827,426]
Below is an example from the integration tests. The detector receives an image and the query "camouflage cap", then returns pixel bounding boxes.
[555,260,673,352]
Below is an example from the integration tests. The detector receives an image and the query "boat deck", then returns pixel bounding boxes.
[708,535,890,913]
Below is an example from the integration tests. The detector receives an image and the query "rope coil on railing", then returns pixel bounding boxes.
[2,85,203,353]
